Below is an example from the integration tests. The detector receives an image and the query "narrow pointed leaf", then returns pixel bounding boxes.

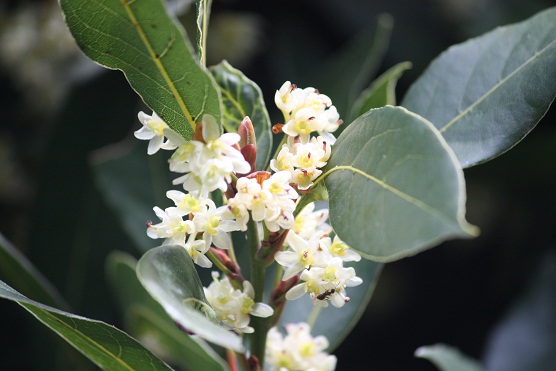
[106,252,227,371]
[415,344,484,371]
[323,106,478,262]
[136,245,243,352]
[196,0,213,65]
[0,280,171,370]
[348,61,412,122]
[0,233,69,310]
[210,60,273,170]
[279,258,382,351]
[60,0,222,139]
[402,7,556,167]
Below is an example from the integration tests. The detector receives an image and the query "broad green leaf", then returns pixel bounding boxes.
[279,257,382,351]
[0,233,69,310]
[106,252,227,371]
[415,344,484,371]
[402,7,556,168]
[322,106,478,262]
[196,0,213,66]
[0,280,171,371]
[210,60,273,170]
[306,13,393,119]
[348,61,412,122]
[60,0,222,139]
[136,244,243,352]
[93,143,173,253]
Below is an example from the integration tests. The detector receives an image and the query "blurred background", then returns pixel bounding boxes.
[1,0,555,369]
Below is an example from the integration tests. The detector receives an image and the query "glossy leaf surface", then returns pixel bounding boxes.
[402,8,556,167]
[415,344,483,371]
[106,252,227,371]
[60,0,222,139]
[323,106,477,262]
[0,280,171,370]
[136,245,243,352]
[210,60,273,170]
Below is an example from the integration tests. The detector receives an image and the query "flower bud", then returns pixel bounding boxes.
[238,116,256,148]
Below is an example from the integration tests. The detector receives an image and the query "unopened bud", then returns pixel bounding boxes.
[240,144,257,174]
[238,116,256,148]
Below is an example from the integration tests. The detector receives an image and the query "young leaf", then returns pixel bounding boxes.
[279,258,382,351]
[210,60,273,170]
[322,106,478,262]
[348,61,412,122]
[60,0,223,139]
[415,344,484,371]
[402,7,556,168]
[106,252,227,371]
[0,280,171,371]
[196,0,213,66]
[136,244,243,352]
[0,233,69,310]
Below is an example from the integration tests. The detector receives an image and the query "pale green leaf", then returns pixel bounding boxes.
[0,280,171,371]
[323,106,478,262]
[60,0,222,139]
[402,7,556,167]
[415,344,484,371]
[210,60,273,170]
[0,233,69,310]
[279,257,382,351]
[348,61,412,122]
[136,245,243,352]
[196,0,213,66]
[106,252,227,371]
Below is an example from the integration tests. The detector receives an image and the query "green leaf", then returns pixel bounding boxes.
[93,143,173,253]
[306,13,393,118]
[196,0,213,66]
[402,7,556,168]
[279,258,382,351]
[106,252,227,371]
[60,0,222,139]
[348,61,412,122]
[0,280,171,371]
[322,106,478,262]
[415,344,484,371]
[210,60,273,170]
[0,233,69,310]
[136,245,243,352]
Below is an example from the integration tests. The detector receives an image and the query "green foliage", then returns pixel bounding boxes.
[323,106,478,262]
[210,60,273,170]
[415,344,484,371]
[106,251,227,371]
[0,280,171,370]
[60,0,222,139]
[402,7,556,168]
[136,245,243,352]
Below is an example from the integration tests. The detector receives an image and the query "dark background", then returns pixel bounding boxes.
[1,0,555,369]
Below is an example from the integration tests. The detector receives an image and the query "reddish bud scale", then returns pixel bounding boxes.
[240,144,257,174]
[256,229,290,265]
[238,116,256,148]
[272,123,284,134]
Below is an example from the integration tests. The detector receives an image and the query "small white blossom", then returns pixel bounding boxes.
[319,235,361,263]
[266,323,337,371]
[204,272,273,333]
[134,111,179,154]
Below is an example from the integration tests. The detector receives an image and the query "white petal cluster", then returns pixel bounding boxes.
[266,323,337,371]
[226,171,299,232]
[169,115,251,198]
[275,203,362,308]
[275,81,342,144]
[134,111,179,155]
[273,82,341,190]
[147,191,240,267]
[204,272,273,333]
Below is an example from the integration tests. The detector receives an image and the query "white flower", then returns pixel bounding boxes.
[266,323,337,371]
[285,257,362,308]
[204,272,273,333]
[191,198,239,251]
[134,111,179,154]
[319,235,361,263]
[169,114,251,197]
[147,206,195,247]
[287,202,332,242]
[275,232,328,281]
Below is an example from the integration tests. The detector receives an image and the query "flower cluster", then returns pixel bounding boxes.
[266,323,337,371]
[272,81,341,190]
[204,272,273,333]
[275,203,362,308]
